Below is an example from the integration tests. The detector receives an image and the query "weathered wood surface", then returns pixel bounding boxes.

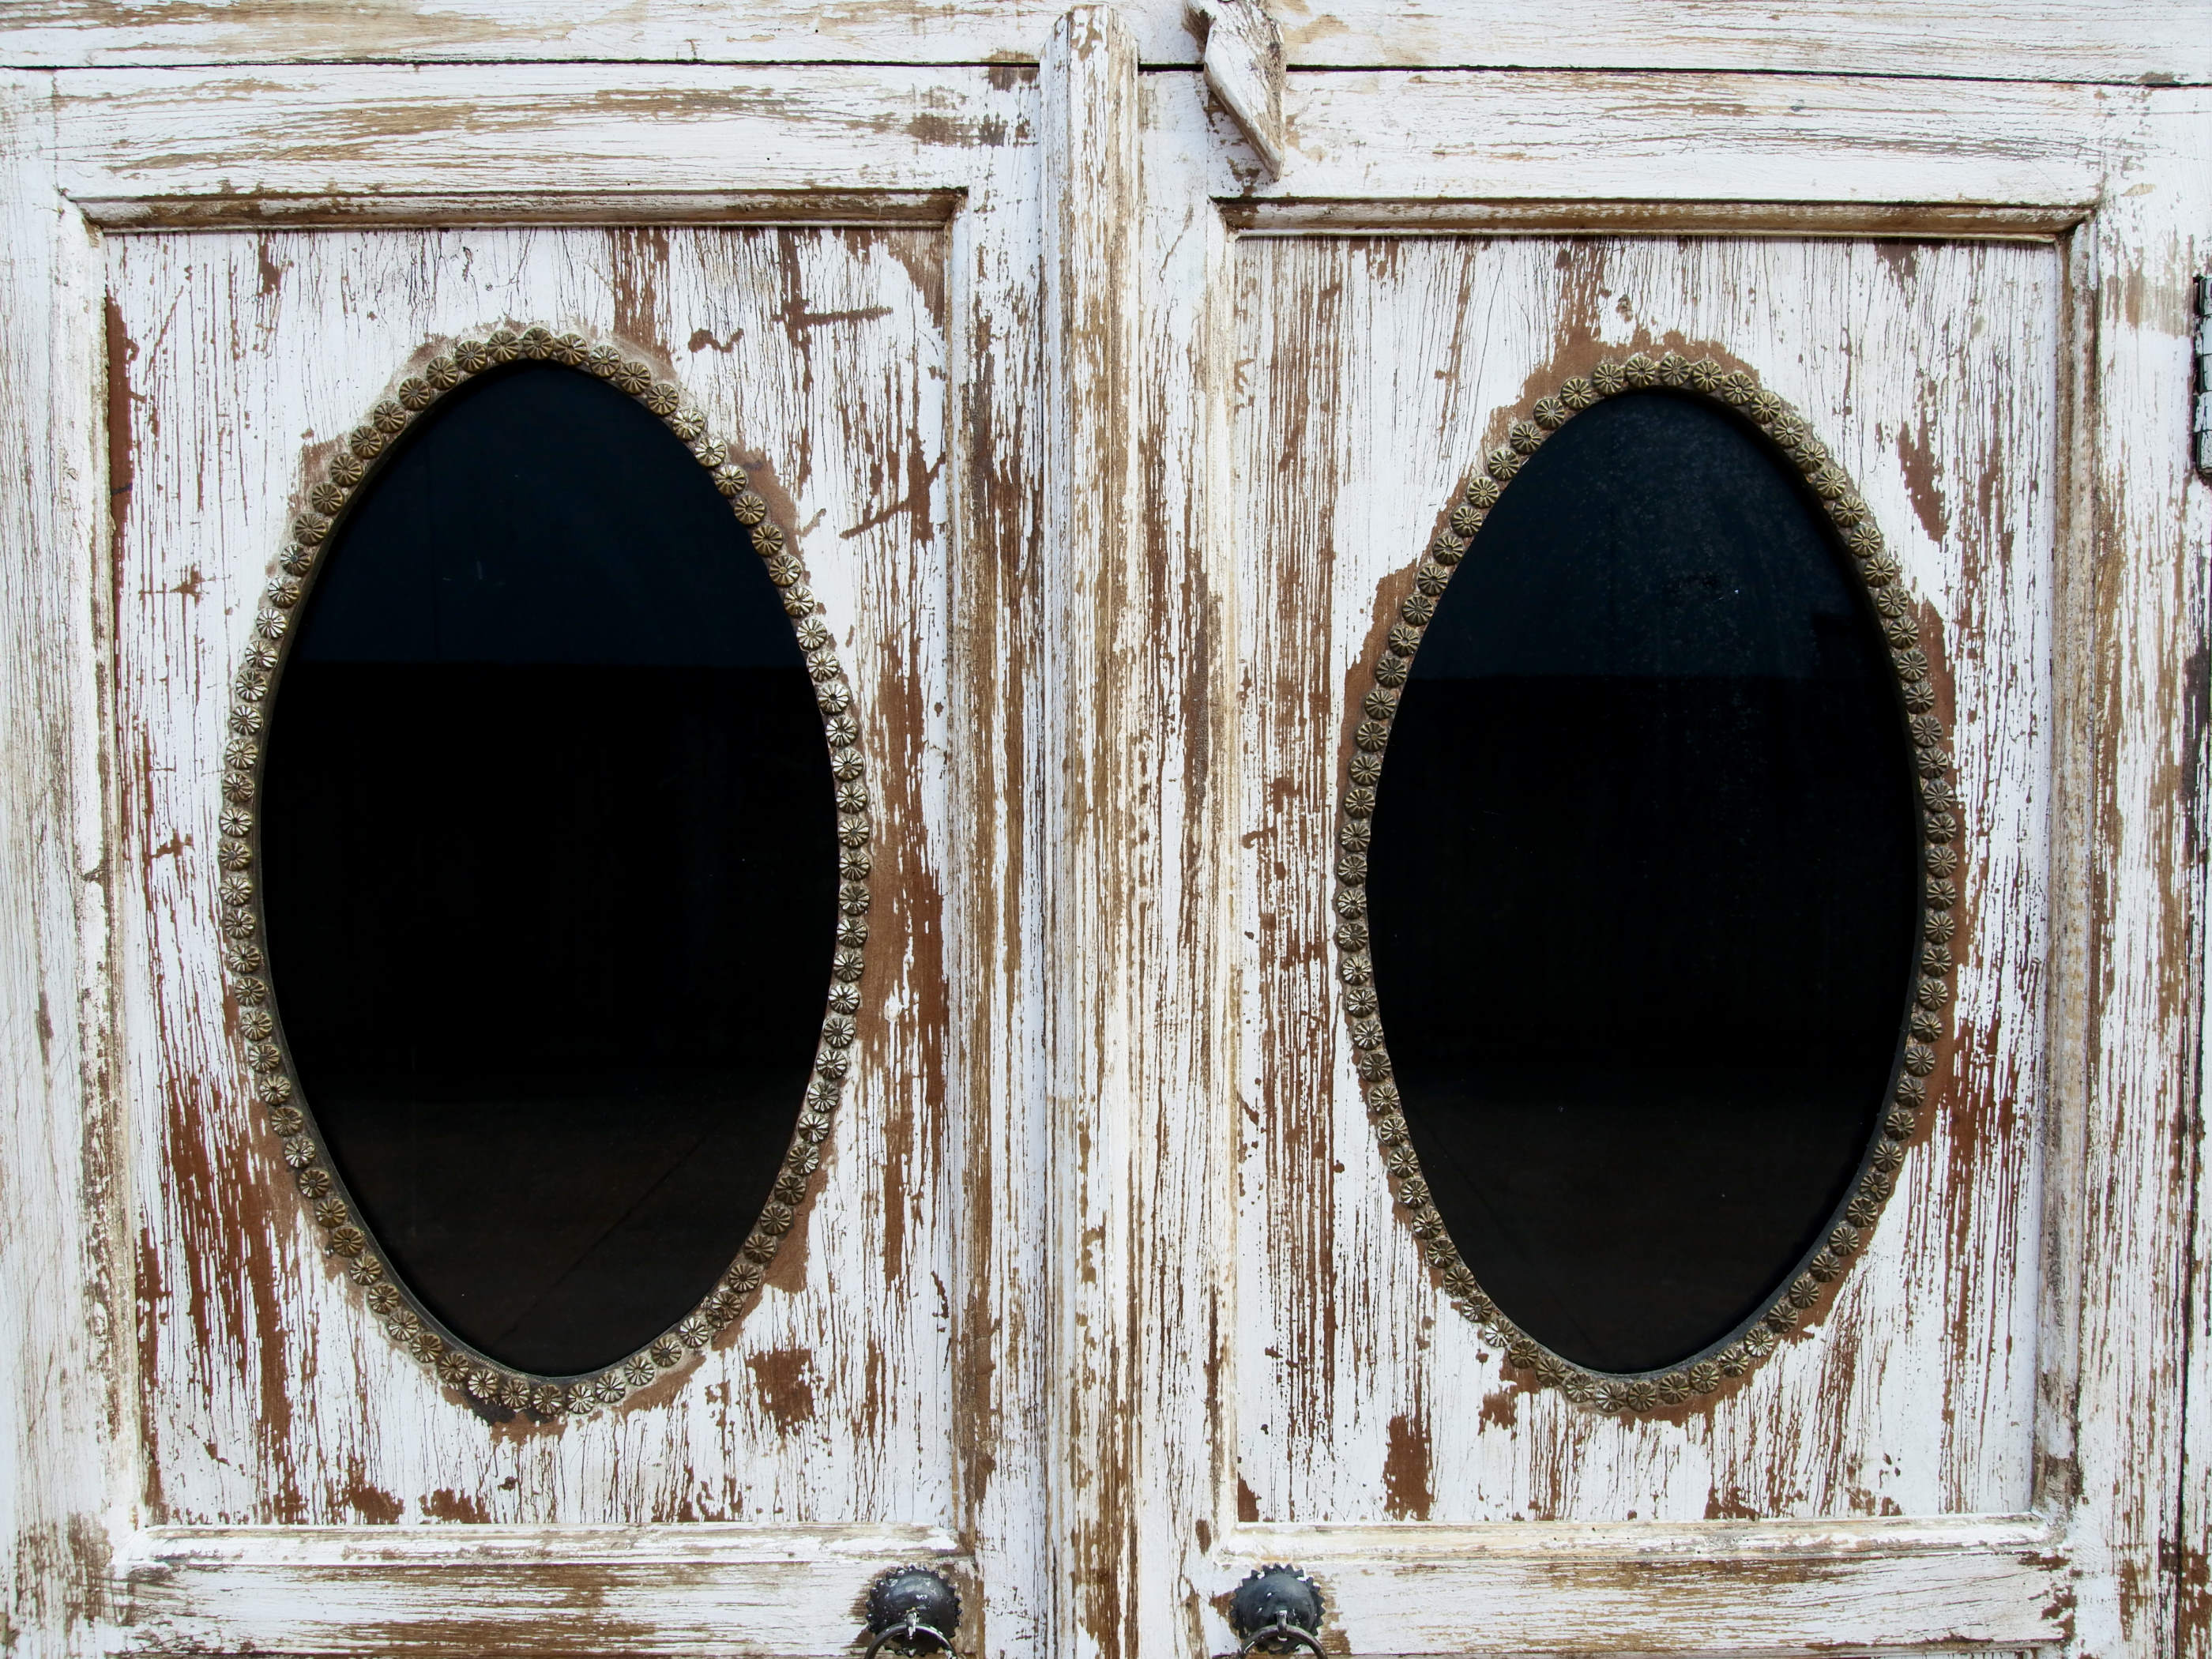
[1218,1515,2071,1653]
[116,1523,962,1655]
[0,66,123,1659]
[1127,64,2204,1659]
[28,65,2120,232]
[1038,13,1243,1659]
[6,36,2208,1659]
[2176,97,2212,1659]
[43,64,1034,212]
[33,58,1063,1659]
[1126,61,1250,1659]
[106,221,961,1528]
[1238,70,2116,205]
[1038,13,1146,1659]
[935,82,1054,1659]
[1224,227,2057,1525]
[0,0,2202,85]
[1193,0,1285,177]
[2078,88,2212,1659]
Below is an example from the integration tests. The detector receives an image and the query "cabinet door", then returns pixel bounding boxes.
[11,63,1046,1658]
[1079,61,2207,1659]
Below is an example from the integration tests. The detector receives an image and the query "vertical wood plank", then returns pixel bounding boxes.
[1043,26,1243,1659]
[1129,55,1247,1659]
[0,70,124,1659]
[941,88,1054,1659]
[2086,87,2212,1659]
[1039,10,1145,1657]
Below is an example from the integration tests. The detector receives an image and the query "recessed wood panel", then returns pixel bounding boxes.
[1231,232,2055,1524]
[109,223,958,1526]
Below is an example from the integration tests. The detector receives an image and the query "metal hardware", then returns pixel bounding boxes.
[1230,1565,1325,1657]
[2195,274,2211,478]
[864,1566,961,1659]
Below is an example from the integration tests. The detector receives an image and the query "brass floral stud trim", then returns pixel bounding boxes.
[223,325,868,1419]
[1337,348,1954,1414]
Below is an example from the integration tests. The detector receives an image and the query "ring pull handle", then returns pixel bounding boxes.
[865,1567,961,1659]
[1230,1565,1326,1657]
[1238,1617,1325,1658]
[864,1616,954,1659]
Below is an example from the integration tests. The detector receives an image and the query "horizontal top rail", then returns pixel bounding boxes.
[0,0,2204,85]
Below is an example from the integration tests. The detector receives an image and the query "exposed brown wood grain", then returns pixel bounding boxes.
[1221,1514,2072,1653]
[106,222,961,1529]
[0,66,124,1659]
[0,0,2201,85]
[74,190,967,231]
[1130,75,1251,1659]
[1227,230,2058,1527]
[1198,70,2121,211]
[6,32,2209,1659]
[47,66,1038,209]
[1193,0,1285,177]
[115,1522,966,1657]
[1040,15,1145,1658]
[36,58,1064,1659]
[2075,89,2210,1659]
[1224,201,2088,239]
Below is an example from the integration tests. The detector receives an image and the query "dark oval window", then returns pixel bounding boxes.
[235,336,856,1398]
[1356,362,1943,1395]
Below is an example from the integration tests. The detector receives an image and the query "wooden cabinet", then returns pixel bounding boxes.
[0,6,2204,1657]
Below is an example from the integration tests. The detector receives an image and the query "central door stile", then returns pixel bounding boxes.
[1040,11,1148,1657]
[1040,9,1245,1654]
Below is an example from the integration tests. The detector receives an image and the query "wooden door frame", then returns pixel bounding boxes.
[2,9,2208,1659]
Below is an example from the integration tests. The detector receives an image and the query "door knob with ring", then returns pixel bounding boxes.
[1229,1564,1326,1657]
[863,1565,962,1659]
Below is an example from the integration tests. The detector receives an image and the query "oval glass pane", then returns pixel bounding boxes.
[1364,382,1925,1380]
[254,353,841,1382]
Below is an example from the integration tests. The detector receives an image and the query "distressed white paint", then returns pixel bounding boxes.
[75,88,1051,1631]
[2068,88,2212,1659]
[0,65,126,1659]
[1133,65,2201,1659]
[1219,1515,2071,1653]
[1038,15,1148,1659]
[117,1523,961,1655]
[1236,71,2115,207]
[31,63,2120,220]
[0,24,2204,1659]
[1224,231,2056,1525]
[47,65,1034,209]
[1194,0,1285,176]
[0,0,2201,85]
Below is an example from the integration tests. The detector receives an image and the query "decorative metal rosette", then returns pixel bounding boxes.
[1337,348,1956,1415]
[223,325,869,1419]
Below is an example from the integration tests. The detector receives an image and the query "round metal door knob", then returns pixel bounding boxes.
[1229,1564,1325,1656]
[865,1565,961,1657]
